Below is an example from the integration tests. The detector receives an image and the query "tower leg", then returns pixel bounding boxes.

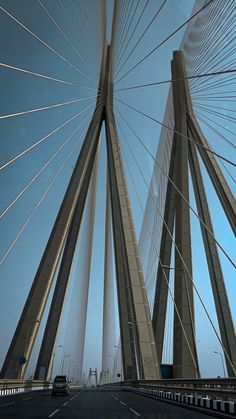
[105,107,160,380]
[171,51,199,378]
[152,137,177,364]
[0,107,104,379]
[34,122,102,380]
[188,138,236,377]
[188,113,236,236]
[58,148,100,383]
[102,173,117,383]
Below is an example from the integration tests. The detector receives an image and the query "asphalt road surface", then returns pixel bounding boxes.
[0,387,221,418]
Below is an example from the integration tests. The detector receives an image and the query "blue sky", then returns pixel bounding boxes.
[0,0,235,380]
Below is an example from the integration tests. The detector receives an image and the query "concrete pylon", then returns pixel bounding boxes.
[178,49,236,377]
[171,51,199,378]
[101,174,116,383]
[153,50,236,378]
[0,39,108,379]
[1,34,160,381]
[152,138,177,363]
[34,145,100,380]
[87,368,98,387]
[0,103,104,380]
[104,37,160,380]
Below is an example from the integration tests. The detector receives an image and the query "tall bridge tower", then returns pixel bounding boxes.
[1,0,235,383]
[152,50,236,378]
[0,40,160,382]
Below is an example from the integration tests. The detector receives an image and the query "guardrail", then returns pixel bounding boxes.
[107,378,236,399]
[135,378,236,400]
[103,378,236,416]
[0,379,51,396]
[135,387,236,416]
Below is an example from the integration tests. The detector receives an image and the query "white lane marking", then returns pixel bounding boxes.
[23,397,32,401]
[0,402,15,408]
[62,402,68,406]
[68,390,82,400]
[129,407,141,416]
[48,408,60,417]
[107,391,140,416]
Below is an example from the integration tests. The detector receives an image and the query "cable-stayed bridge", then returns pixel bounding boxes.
[0,0,236,417]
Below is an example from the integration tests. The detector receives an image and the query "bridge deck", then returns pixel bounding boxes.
[0,387,227,419]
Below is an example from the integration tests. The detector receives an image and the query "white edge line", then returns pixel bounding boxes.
[48,408,60,417]
[129,407,141,416]
[0,402,15,408]
[62,401,68,406]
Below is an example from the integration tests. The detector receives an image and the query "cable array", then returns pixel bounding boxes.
[1,0,235,379]
[112,0,236,371]
[0,0,104,379]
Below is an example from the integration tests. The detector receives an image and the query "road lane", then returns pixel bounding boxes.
[0,388,71,419]
[106,388,220,419]
[52,387,136,418]
[0,387,223,418]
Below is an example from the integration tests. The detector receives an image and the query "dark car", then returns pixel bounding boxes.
[52,375,70,396]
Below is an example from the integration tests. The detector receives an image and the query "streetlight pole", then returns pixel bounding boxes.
[114,345,122,381]
[214,351,226,377]
[50,345,62,381]
[106,355,112,383]
[19,319,40,379]
[60,354,70,375]
[127,322,143,380]
[68,360,74,381]
[161,265,196,367]
[72,364,78,384]
[24,320,40,356]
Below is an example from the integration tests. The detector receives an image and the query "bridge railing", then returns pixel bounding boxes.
[0,379,51,396]
[103,378,236,415]
[140,378,236,400]
[105,378,236,401]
